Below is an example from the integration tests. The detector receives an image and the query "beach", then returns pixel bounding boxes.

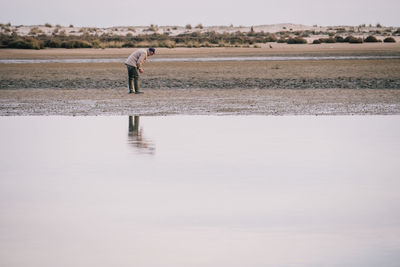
[1,43,400,115]
[1,8,400,266]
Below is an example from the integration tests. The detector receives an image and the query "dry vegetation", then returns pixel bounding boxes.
[0,23,398,49]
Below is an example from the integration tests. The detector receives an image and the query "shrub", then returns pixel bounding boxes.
[158,40,176,48]
[312,39,321,44]
[200,41,211,47]
[286,36,307,44]
[9,38,43,49]
[301,32,310,37]
[384,37,396,43]
[45,39,62,48]
[122,42,135,48]
[218,41,226,47]
[61,40,92,48]
[145,24,158,32]
[349,37,363,43]
[29,27,42,35]
[334,35,345,42]
[69,24,74,28]
[45,23,52,27]
[265,34,278,42]
[319,37,336,43]
[185,24,192,30]
[364,35,378,42]
[91,40,101,48]
[335,27,346,33]
[344,35,363,43]
[195,24,203,29]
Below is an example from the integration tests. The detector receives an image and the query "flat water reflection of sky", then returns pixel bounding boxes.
[0,115,399,267]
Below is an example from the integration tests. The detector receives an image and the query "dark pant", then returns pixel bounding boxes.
[126,64,139,92]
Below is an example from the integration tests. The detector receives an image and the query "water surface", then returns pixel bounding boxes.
[0,115,399,267]
[1,55,400,64]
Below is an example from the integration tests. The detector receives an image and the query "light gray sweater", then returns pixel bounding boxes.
[125,49,148,70]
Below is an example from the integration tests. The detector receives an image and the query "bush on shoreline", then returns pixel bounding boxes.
[344,35,363,43]
[0,31,281,49]
[364,35,379,42]
[286,36,307,44]
[8,38,43,49]
[383,37,396,43]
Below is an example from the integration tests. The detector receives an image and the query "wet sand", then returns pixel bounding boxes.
[1,88,400,116]
[1,45,400,115]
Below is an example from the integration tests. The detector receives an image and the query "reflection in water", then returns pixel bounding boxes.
[128,116,155,155]
[1,116,400,267]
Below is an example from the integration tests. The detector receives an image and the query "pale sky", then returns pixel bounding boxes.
[1,0,399,27]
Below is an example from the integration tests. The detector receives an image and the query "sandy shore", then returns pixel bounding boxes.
[1,45,400,115]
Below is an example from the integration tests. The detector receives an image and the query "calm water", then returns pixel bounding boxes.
[1,55,400,64]
[0,116,400,267]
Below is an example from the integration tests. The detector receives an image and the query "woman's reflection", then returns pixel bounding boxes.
[128,116,155,155]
